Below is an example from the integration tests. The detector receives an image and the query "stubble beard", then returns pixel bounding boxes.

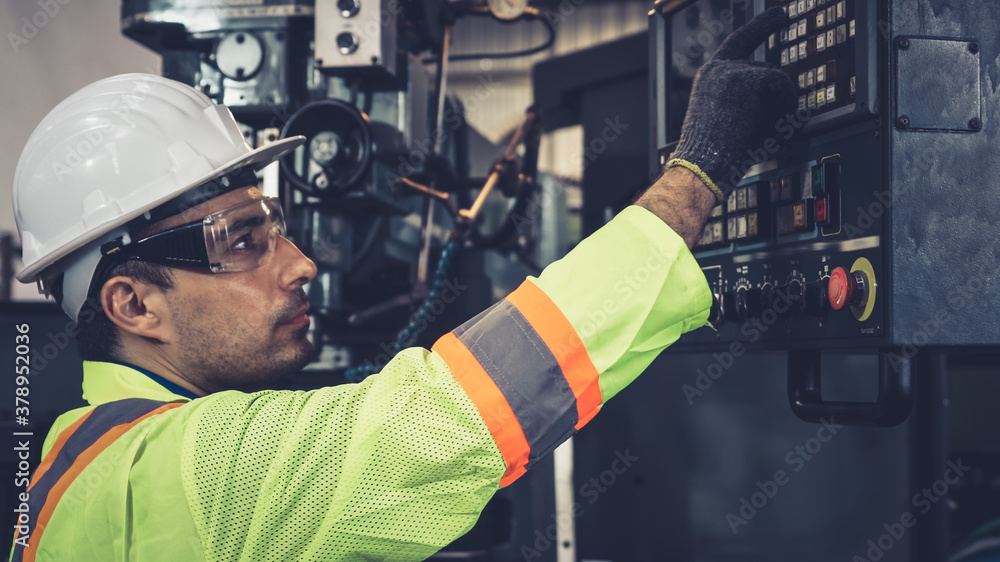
[173,306,315,394]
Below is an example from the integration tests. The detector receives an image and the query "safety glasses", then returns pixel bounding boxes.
[101,197,286,273]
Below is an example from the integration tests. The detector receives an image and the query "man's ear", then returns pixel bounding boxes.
[101,276,171,343]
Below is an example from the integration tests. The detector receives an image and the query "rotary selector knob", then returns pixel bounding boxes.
[336,32,360,54]
[745,284,774,318]
[722,288,748,323]
[774,280,802,318]
[803,280,829,317]
[708,293,724,326]
[338,0,360,17]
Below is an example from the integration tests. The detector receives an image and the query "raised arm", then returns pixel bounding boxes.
[642,6,795,247]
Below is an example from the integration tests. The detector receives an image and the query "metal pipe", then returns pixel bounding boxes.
[460,170,500,220]
[433,24,452,154]
[420,22,454,286]
[417,199,435,286]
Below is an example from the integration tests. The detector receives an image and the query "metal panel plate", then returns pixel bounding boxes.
[315,0,397,80]
[896,36,980,131]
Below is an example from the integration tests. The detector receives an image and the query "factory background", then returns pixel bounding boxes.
[2,1,999,561]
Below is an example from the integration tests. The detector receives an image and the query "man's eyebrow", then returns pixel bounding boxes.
[226,214,267,232]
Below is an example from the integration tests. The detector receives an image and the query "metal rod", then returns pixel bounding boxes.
[417,199,435,286]
[398,177,451,201]
[433,24,453,155]
[419,21,453,286]
[458,110,538,221]
[502,109,537,160]
[460,170,500,220]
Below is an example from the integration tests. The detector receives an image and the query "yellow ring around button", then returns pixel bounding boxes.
[850,257,877,322]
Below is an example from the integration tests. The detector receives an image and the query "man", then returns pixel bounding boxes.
[9,8,793,561]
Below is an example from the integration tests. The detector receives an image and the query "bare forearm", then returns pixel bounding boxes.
[634,166,718,248]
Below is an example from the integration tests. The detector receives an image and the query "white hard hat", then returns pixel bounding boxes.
[12,73,305,320]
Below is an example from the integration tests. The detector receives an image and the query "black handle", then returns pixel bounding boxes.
[788,349,914,427]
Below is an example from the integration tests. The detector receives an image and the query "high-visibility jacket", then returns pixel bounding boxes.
[10,206,711,562]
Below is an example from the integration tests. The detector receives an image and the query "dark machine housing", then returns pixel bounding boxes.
[651,0,1000,427]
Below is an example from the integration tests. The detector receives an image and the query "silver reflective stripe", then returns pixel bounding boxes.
[453,299,578,468]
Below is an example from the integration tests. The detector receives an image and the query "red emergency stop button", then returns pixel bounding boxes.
[828,267,856,310]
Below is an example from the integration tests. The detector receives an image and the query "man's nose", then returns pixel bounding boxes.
[276,235,318,289]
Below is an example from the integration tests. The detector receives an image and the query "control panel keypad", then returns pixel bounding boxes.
[766,0,857,117]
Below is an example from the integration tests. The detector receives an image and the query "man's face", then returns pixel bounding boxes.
[148,186,317,393]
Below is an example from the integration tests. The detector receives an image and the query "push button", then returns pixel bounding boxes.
[828,267,855,310]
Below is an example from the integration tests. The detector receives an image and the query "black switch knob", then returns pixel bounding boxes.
[708,293,724,326]
[338,0,360,17]
[803,280,829,317]
[745,284,774,318]
[336,32,360,54]
[774,280,802,318]
[722,288,748,323]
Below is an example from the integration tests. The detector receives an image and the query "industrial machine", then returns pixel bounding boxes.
[650,1,1000,558]
[652,0,1000,427]
[119,0,549,380]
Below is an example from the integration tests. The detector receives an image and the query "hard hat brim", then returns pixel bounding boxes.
[17,135,307,283]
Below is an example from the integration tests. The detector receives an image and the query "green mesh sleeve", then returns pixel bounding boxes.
[180,347,506,562]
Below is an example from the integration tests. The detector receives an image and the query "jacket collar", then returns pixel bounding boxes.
[81,361,198,405]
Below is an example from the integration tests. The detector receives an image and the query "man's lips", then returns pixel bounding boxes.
[280,305,311,326]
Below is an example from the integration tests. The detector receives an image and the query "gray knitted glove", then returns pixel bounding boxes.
[667,7,797,203]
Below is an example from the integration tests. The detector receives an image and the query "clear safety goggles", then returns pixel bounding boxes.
[101,197,286,273]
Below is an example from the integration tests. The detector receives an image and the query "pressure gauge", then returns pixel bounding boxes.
[487,0,528,21]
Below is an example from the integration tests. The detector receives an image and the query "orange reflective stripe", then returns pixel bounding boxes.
[26,409,95,494]
[432,332,530,486]
[15,410,95,548]
[506,280,603,429]
[23,402,183,562]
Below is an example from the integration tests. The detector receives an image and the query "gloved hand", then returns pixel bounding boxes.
[667,7,797,203]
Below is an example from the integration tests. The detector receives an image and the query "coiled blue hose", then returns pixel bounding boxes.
[345,239,460,382]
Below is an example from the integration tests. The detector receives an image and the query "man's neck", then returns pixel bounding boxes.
[116,347,210,397]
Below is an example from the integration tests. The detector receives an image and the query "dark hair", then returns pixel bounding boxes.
[52,260,175,362]
[47,167,259,362]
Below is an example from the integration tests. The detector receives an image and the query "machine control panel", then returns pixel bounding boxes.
[650,0,883,348]
[694,158,840,250]
[688,149,882,347]
[766,0,858,117]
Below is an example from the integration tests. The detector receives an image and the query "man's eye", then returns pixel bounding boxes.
[229,232,257,252]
